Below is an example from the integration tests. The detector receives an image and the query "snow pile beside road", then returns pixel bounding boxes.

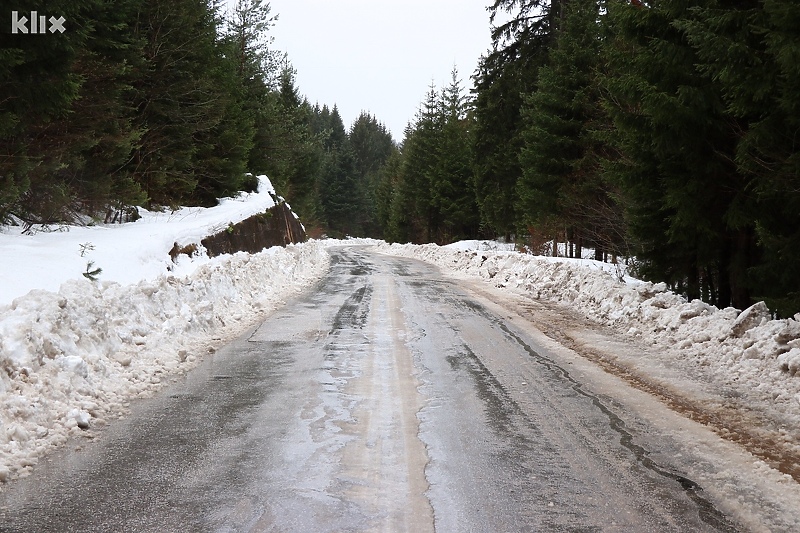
[0,176,280,305]
[377,242,800,413]
[444,240,516,252]
[0,174,330,483]
[0,242,328,482]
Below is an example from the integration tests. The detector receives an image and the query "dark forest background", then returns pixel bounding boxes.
[2,0,800,315]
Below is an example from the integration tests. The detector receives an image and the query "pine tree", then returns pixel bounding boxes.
[317,106,362,236]
[68,0,149,221]
[602,0,756,308]
[678,1,800,314]
[349,112,397,237]
[750,0,800,315]
[0,0,141,224]
[225,0,282,177]
[430,69,480,243]
[127,0,248,207]
[278,72,324,226]
[384,73,480,244]
[518,0,623,258]
[472,0,560,241]
[401,84,443,242]
[375,149,404,241]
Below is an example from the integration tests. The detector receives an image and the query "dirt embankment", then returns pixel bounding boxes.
[170,202,306,261]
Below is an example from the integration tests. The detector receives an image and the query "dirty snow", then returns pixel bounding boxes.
[376,242,800,452]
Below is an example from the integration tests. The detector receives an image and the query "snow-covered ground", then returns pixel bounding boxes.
[444,239,516,252]
[2,181,800,497]
[0,177,330,483]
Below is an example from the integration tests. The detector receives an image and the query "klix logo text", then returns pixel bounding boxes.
[11,11,66,34]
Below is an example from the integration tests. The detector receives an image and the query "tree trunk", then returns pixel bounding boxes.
[729,228,755,311]
[686,259,700,302]
[717,244,733,309]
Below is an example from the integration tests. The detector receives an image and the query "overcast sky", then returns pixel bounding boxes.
[240,1,495,142]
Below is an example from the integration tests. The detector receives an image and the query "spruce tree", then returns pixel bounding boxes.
[602,0,756,308]
[750,0,800,315]
[385,74,480,244]
[375,149,404,241]
[317,106,362,236]
[254,66,323,225]
[0,0,139,224]
[127,0,248,207]
[349,112,397,237]
[67,0,149,220]
[431,69,480,243]
[225,0,282,177]
[678,1,800,314]
[518,0,623,258]
[401,84,443,242]
[472,0,558,241]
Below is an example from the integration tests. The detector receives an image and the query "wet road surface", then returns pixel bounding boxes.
[0,247,741,532]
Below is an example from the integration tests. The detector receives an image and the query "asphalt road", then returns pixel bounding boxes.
[0,247,742,532]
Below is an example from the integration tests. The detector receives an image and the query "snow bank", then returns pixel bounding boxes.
[376,242,800,418]
[0,176,279,305]
[0,242,328,482]
[0,175,331,483]
[444,239,516,252]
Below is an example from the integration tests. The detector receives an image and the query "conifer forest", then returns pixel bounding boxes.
[2,0,800,315]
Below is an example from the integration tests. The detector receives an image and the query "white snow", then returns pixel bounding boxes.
[0,176,330,483]
[0,176,281,303]
[444,239,516,252]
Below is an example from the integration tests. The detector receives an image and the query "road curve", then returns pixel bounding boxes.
[0,247,744,532]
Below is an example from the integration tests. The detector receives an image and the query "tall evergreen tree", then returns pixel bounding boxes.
[400,84,443,242]
[602,0,756,308]
[0,0,145,223]
[375,148,405,241]
[431,69,480,242]
[316,106,361,236]
[472,0,558,240]
[384,74,480,244]
[678,0,800,314]
[254,65,323,227]
[66,0,149,220]
[127,0,250,207]
[518,0,623,258]
[381,123,421,244]
[349,112,396,237]
[223,0,279,180]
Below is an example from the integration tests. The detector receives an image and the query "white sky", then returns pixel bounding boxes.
[236,1,495,141]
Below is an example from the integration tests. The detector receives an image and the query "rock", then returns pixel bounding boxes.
[200,202,306,258]
[731,301,771,337]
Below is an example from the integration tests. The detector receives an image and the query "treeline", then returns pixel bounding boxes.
[0,0,393,238]
[380,0,800,316]
[4,1,800,314]
[376,70,479,244]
